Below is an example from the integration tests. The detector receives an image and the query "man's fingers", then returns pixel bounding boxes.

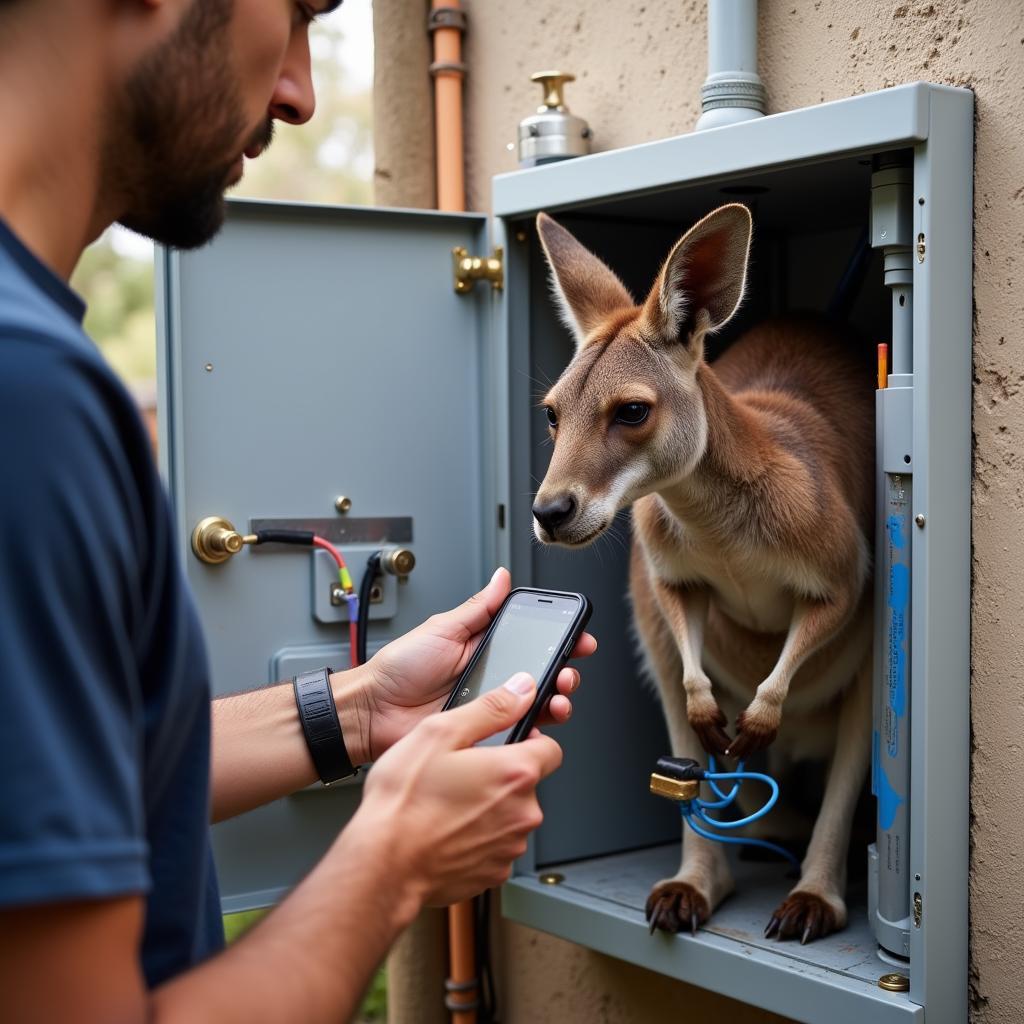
[570,632,598,659]
[436,672,536,748]
[538,694,572,726]
[515,731,563,779]
[555,667,580,696]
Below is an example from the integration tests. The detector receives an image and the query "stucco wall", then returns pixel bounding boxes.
[375,1,1024,1021]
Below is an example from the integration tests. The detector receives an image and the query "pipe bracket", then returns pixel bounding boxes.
[429,60,468,78]
[427,7,467,33]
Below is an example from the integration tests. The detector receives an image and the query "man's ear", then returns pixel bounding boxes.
[641,203,752,354]
[536,212,634,348]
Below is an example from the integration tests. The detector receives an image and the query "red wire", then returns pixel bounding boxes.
[312,535,347,570]
[312,536,359,670]
[349,619,360,668]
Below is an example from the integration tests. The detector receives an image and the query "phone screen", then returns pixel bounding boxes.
[448,592,583,746]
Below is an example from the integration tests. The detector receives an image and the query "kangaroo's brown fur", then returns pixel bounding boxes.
[533,205,874,943]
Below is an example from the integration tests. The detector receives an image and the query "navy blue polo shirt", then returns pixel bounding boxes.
[0,219,224,985]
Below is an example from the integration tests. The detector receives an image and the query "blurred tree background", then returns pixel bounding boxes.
[70,2,373,387]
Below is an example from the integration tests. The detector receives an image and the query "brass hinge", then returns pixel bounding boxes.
[453,246,504,294]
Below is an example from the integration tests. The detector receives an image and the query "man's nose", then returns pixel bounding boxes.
[269,39,316,125]
[533,494,577,535]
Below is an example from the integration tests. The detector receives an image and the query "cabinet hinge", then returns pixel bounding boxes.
[453,246,504,294]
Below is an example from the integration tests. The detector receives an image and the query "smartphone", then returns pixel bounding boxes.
[442,587,592,745]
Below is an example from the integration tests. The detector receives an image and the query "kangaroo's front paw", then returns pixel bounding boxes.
[764,891,844,945]
[728,697,781,759]
[686,692,733,756]
[645,880,710,936]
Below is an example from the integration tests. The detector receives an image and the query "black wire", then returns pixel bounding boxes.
[357,551,382,666]
[252,529,315,546]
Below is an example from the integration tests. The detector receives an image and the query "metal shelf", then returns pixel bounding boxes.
[505,845,921,1024]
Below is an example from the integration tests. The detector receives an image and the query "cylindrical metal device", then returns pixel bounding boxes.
[517,71,591,168]
[872,469,913,959]
[869,150,914,963]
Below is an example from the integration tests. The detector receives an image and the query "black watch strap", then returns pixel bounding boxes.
[293,667,358,784]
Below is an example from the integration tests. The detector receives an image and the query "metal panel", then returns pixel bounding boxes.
[493,83,931,217]
[908,86,974,1017]
[157,200,491,909]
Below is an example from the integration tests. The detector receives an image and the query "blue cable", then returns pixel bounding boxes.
[678,756,801,869]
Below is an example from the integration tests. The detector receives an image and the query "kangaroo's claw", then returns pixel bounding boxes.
[645,881,710,936]
[764,892,839,944]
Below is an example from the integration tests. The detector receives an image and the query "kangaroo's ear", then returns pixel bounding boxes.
[642,203,752,354]
[536,212,634,348]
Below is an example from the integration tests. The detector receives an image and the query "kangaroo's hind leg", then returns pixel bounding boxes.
[764,653,872,943]
[631,546,734,935]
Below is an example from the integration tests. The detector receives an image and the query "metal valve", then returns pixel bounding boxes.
[191,516,251,565]
[516,70,591,168]
[532,71,575,111]
[380,548,416,578]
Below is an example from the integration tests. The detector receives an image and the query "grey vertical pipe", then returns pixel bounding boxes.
[695,0,766,131]
[869,152,914,962]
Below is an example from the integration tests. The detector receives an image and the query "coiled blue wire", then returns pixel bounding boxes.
[679,756,801,869]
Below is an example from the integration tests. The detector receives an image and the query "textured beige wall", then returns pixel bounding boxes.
[377,1,1024,1021]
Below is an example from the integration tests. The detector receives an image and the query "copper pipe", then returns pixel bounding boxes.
[446,899,477,1023]
[430,0,466,212]
[431,7,475,1019]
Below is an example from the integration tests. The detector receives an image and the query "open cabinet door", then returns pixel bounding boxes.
[157,200,494,911]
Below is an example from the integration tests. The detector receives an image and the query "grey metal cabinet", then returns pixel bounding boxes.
[158,82,972,1024]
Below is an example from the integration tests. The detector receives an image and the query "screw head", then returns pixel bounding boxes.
[878,972,910,992]
[915,514,926,528]
[204,363,214,372]
[538,872,564,886]
[335,496,352,514]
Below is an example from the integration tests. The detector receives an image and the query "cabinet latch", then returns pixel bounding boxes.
[453,246,504,294]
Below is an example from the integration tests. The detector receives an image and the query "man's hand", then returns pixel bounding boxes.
[336,568,596,763]
[350,671,562,905]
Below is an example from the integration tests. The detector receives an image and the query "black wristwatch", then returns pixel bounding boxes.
[293,667,358,784]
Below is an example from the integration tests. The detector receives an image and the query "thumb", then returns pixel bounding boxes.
[442,568,512,640]
[440,673,537,748]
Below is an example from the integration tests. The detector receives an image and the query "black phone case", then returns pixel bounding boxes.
[441,587,593,743]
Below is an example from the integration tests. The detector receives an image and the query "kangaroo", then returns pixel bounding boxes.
[532,204,874,944]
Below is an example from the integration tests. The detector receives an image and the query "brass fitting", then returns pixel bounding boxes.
[649,772,699,802]
[380,548,416,578]
[191,516,249,565]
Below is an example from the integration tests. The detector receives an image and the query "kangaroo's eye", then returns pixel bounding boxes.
[614,402,650,426]
[545,406,558,428]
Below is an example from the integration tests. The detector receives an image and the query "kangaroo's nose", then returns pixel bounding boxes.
[533,494,577,535]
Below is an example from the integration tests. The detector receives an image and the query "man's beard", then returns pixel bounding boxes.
[111,0,270,250]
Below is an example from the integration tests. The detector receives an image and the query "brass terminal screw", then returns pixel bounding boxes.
[878,973,910,993]
[538,872,565,886]
[191,516,245,565]
[335,495,353,514]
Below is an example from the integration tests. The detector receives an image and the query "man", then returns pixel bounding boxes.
[0,1,596,1020]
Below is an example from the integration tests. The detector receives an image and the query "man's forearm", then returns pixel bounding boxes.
[151,808,422,1024]
[210,666,375,823]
